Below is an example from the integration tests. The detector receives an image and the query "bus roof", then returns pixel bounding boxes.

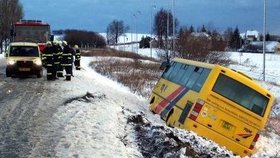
[172,58,215,69]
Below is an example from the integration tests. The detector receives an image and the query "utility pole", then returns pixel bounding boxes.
[133,11,141,54]
[133,13,136,53]
[263,0,266,81]
[150,5,156,58]
[172,0,175,58]
[166,9,170,63]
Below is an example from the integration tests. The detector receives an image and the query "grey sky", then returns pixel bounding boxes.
[20,0,280,34]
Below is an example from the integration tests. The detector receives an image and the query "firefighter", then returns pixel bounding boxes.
[74,45,81,70]
[56,41,64,77]
[61,41,74,81]
[42,41,54,80]
[52,41,62,78]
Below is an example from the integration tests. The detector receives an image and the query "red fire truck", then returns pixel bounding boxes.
[12,20,51,52]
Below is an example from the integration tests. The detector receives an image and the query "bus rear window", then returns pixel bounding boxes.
[213,74,268,116]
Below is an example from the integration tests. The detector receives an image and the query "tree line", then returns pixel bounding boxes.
[63,29,106,48]
[105,8,248,65]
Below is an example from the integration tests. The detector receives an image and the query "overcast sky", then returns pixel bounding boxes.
[20,0,280,34]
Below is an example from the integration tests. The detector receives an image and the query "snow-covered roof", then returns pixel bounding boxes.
[246,30,260,37]
[240,30,260,39]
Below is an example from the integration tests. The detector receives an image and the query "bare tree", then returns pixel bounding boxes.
[106,20,129,45]
[177,30,210,61]
[153,8,178,49]
[176,26,230,66]
[0,0,23,51]
[210,29,227,52]
[223,27,234,49]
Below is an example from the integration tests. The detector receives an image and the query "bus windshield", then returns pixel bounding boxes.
[10,46,39,57]
[213,73,268,116]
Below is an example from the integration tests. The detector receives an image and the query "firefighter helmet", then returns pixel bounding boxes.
[53,40,58,45]
[46,41,52,46]
[62,41,67,46]
[57,40,63,45]
[74,45,79,49]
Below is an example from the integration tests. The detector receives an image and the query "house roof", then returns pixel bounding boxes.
[240,30,260,39]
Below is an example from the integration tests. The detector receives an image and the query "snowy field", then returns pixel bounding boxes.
[1,49,280,157]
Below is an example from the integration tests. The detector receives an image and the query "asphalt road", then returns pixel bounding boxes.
[0,56,61,158]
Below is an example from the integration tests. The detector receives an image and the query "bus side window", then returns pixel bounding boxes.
[168,63,181,81]
[192,69,211,92]
[173,64,187,84]
[185,67,201,89]
[181,65,195,86]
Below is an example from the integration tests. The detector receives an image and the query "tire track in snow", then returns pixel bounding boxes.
[0,80,45,157]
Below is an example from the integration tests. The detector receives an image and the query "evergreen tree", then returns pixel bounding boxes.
[139,36,151,48]
[229,27,241,50]
[265,33,271,41]
[201,25,207,32]
[189,25,194,33]
[178,27,185,40]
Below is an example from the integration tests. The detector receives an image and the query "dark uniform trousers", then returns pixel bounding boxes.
[53,52,60,78]
[44,53,54,80]
[62,53,73,81]
[42,46,55,80]
[57,51,64,77]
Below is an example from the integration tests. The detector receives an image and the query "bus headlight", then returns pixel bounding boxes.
[34,59,42,66]
[7,60,16,65]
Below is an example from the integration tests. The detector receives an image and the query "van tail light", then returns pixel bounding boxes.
[189,99,204,121]
[249,133,260,150]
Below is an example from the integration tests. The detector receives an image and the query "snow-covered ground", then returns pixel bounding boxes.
[54,53,280,158]
[1,48,280,157]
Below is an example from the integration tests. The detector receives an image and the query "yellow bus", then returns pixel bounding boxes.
[149,58,275,157]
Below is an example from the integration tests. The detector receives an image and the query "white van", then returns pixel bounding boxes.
[5,42,43,78]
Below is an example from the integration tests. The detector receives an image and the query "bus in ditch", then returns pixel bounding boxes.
[149,58,275,157]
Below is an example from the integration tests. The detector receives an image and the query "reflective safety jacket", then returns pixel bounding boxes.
[61,45,74,67]
[75,49,81,61]
[42,46,54,66]
[52,44,62,65]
